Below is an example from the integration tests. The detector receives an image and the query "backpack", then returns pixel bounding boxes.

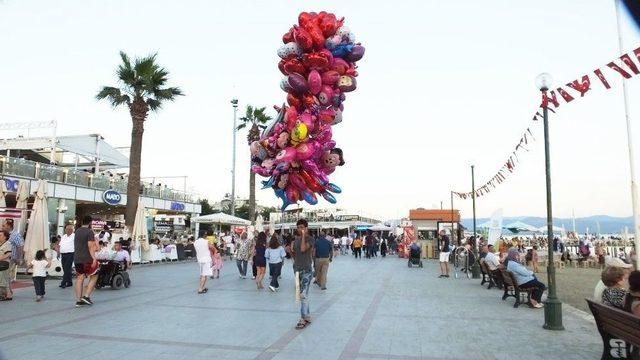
[525,249,533,262]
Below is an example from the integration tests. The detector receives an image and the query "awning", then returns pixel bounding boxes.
[191,212,251,226]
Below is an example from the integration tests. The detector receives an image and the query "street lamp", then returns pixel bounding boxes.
[231,99,238,217]
[536,72,564,331]
[470,165,480,279]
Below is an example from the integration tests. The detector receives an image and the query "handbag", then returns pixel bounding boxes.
[0,260,9,271]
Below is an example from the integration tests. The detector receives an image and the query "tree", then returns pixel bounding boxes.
[96,52,183,227]
[260,206,278,221]
[199,199,215,215]
[237,105,272,224]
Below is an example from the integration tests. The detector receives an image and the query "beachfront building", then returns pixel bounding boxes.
[0,131,202,239]
[270,208,381,235]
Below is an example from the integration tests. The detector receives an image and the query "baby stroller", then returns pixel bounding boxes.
[96,260,131,290]
[407,245,423,268]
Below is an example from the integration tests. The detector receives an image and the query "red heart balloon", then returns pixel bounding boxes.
[287,93,302,110]
[320,14,338,37]
[283,58,307,75]
[293,26,313,51]
[303,21,325,49]
[302,94,318,108]
[303,53,329,71]
[282,27,294,44]
[278,59,287,76]
[298,12,313,26]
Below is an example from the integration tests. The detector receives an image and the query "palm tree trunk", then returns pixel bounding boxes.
[125,100,147,227]
[249,168,256,224]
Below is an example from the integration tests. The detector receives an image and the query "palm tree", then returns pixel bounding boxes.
[96,51,183,227]
[237,105,272,223]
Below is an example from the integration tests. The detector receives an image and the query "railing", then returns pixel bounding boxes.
[0,156,196,203]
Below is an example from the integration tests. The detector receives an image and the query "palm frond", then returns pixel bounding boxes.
[96,86,130,107]
[146,98,162,111]
[153,87,183,100]
[236,123,247,131]
[134,53,159,78]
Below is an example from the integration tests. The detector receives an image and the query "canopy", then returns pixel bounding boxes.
[23,180,49,263]
[192,212,251,226]
[369,223,392,231]
[503,221,539,233]
[537,225,565,233]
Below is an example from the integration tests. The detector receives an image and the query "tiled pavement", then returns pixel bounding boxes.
[0,255,601,359]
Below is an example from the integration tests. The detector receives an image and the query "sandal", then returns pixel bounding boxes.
[295,320,307,330]
[197,289,207,294]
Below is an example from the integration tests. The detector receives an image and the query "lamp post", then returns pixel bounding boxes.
[536,73,564,331]
[471,165,480,278]
[231,99,238,217]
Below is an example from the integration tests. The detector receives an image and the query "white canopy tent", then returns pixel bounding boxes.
[23,180,49,263]
[370,223,393,232]
[503,221,539,233]
[537,225,565,233]
[192,213,251,226]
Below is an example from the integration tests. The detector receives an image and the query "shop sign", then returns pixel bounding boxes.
[155,220,172,232]
[102,190,122,205]
[170,202,185,211]
[91,220,107,230]
[4,178,19,192]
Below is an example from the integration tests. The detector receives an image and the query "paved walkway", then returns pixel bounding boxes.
[0,255,601,359]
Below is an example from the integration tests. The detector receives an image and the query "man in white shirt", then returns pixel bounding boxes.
[341,235,349,255]
[59,225,75,288]
[194,230,214,294]
[482,245,503,288]
[112,241,132,269]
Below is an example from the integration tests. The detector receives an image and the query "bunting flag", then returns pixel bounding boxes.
[454,45,640,200]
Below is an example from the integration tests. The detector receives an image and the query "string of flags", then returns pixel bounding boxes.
[454,45,640,200]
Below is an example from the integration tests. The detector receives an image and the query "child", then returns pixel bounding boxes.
[27,250,51,302]
[211,246,223,279]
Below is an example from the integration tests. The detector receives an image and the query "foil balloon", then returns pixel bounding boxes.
[251,11,364,211]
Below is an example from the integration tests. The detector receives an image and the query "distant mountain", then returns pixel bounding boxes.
[461,215,634,234]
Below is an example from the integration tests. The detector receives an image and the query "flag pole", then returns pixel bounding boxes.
[614,0,640,269]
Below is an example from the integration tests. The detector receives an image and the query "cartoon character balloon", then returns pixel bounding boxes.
[250,11,365,211]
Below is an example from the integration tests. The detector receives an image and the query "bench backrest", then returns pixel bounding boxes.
[500,268,516,287]
[587,299,640,359]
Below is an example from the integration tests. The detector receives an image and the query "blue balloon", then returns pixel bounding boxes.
[303,191,318,205]
[326,183,342,194]
[262,176,276,189]
[331,44,354,58]
[321,192,337,204]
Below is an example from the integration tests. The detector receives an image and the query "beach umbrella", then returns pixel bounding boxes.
[269,215,276,235]
[255,214,264,233]
[15,180,29,234]
[0,180,7,208]
[504,221,539,233]
[132,198,149,252]
[23,180,49,263]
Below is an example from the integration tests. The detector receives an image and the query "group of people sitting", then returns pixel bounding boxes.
[480,244,547,308]
[594,257,640,316]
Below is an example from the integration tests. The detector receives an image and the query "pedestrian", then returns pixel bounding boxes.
[235,232,252,279]
[59,225,74,288]
[364,231,374,258]
[266,234,286,292]
[380,238,387,258]
[438,230,450,278]
[314,231,332,290]
[3,219,24,285]
[194,229,214,294]
[340,234,349,255]
[252,231,259,280]
[27,250,51,302]
[291,219,314,330]
[73,216,100,307]
[0,230,14,301]
[254,232,267,290]
[210,245,223,279]
[353,236,362,259]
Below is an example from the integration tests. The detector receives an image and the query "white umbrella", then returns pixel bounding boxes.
[15,180,29,234]
[369,223,392,231]
[191,213,251,226]
[255,214,264,232]
[132,198,149,252]
[269,215,276,234]
[23,180,49,263]
[0,180,7,208]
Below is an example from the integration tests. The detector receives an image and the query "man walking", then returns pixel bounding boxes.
[3,219,24,283]
[74,216,99,307]
[438,230,451,278]
[194,229,214,294]
[364,230,374,258]
[314,231,332,290]
[292,219,314,329]
[59,225,75,288]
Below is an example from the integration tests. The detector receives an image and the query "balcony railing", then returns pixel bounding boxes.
[0,156,196,203]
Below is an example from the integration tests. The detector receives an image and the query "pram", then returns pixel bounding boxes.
[407,245,423,268]
[96,260,131,290]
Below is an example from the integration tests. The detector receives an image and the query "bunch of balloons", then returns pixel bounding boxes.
[250,11,365,211]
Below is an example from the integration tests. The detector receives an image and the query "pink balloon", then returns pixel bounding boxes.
[275,147,297,163]
[295,141,318,161]
[288,172,310,193]
[251,165,271,177]
[307,70,322,95]
[321,70,340,85]
[318,108,336,124]
[302,160,329,184]
[287,73,308,93]
[318,86,334,106]
[315,126,332,143]
[298,112,315,133]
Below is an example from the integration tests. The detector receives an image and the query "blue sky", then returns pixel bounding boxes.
[1,0,639,220]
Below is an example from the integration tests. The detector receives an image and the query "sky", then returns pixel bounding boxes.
[1,0,639,220]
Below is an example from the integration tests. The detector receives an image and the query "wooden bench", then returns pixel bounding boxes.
[479,260,500,290]
[499,269,534,308]
[586,299,640,360]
